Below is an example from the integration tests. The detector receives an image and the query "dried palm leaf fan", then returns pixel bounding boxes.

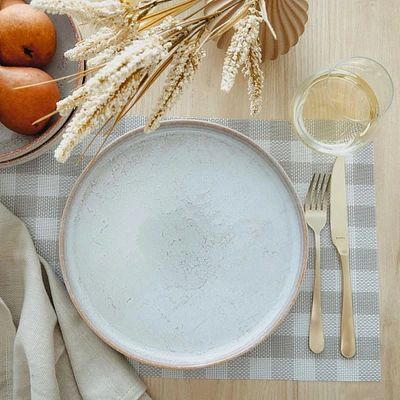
[206,0,309,61]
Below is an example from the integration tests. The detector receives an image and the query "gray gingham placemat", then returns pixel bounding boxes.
[0,116,380,381]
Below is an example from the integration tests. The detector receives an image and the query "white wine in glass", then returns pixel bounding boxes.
[291,57,393,155]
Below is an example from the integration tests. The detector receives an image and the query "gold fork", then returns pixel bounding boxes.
[305,173,331,354]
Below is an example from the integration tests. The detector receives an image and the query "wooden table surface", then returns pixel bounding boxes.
[84,1,399,398]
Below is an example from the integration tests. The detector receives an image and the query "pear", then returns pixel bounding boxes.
[0,0,25,10]
[0,3,57,67]
[0,66,60,135]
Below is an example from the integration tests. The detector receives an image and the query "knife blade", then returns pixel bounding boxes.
[330,156,356,358]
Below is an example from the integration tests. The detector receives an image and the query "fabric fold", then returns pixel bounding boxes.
[0,203,151,400]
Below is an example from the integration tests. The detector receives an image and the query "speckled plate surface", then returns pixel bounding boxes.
[0,1,83,164]
[60,120,308,369]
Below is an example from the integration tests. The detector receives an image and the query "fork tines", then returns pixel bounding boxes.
[305,173,331,211]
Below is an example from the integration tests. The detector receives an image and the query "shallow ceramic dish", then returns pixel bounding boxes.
[60,120,308,369]
[0,1,83,164]
[0,109,74,168]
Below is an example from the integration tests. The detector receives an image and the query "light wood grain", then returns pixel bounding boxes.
[81,0,400,398]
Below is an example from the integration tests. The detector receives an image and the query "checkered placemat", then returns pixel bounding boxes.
[0,117,380,381]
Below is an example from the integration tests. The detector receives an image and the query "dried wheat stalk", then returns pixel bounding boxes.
[29,0,276,163]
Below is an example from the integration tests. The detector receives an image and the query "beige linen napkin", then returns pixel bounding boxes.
[0,203,152,400]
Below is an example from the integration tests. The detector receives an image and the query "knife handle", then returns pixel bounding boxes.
[339,253,356,358]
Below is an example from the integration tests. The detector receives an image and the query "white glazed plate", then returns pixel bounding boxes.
[0,1,83,163]
[60,121,308,369]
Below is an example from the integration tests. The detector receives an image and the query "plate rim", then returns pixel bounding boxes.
[59,119,308,369]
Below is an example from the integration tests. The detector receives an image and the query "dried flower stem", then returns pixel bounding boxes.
[221,6,262,92]
[115,22,206,122]
[31,0,131,26]
[55,37,168,162]
[28,0,274,163]
[258,0,277,39]
[145,41,205,132]
[14,64,103,91]
[242,38,264,115]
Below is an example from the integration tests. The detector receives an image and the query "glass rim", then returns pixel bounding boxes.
[325,56,394,123]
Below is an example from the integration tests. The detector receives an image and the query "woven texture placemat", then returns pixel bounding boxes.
[0,116,380,381]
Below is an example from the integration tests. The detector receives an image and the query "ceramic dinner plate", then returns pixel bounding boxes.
[60,121,307,369]
[0,2,83,164]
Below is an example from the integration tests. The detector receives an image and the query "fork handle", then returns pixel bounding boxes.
[339,253,356,358]
[309,232,324,354]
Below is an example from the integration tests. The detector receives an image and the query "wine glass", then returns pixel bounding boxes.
[291,57,394,155]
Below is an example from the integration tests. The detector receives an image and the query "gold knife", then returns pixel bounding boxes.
[330,156,356,358]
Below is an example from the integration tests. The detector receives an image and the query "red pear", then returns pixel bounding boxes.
[0,0,25,10]
[0,65,59,135]
[0,3,57,67]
